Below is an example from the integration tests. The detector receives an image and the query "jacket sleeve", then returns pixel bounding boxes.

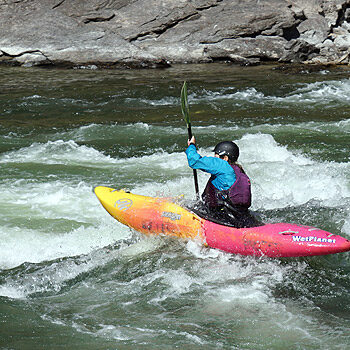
[185,144,236,190]
[185,144,228,176]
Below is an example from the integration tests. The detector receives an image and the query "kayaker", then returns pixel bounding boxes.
[186,136,257,228]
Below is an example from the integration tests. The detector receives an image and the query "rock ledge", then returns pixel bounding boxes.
[1,0,350,68]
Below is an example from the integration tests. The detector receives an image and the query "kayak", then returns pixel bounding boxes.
[94,186,350,258]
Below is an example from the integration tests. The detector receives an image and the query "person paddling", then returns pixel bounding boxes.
[185,136,258,228]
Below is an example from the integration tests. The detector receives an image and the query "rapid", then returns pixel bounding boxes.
[0,64,349,349]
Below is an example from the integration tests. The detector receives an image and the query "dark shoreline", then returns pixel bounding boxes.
[1,59,350,76]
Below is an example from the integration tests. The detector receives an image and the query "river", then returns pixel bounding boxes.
[0,63,349,349]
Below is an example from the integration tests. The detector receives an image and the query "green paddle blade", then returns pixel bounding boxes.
[181,81,190,126]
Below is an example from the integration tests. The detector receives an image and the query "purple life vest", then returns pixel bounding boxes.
[202,164,251,209]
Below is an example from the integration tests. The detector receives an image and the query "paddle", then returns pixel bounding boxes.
[181,81,200,199]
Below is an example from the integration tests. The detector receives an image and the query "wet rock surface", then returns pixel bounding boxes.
[1,0,350,68]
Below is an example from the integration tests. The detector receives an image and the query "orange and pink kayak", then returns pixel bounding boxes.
[94,186,350,258]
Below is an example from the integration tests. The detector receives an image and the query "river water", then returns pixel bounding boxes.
[0,63,349,349]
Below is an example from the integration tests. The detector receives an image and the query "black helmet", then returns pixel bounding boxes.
[213,141,239,162]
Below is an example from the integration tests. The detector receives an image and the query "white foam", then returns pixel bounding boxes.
[1,132,348,272]
[0,232,170,299]
[0,218,129,270]
[163,269,193,294]
[133,133,350,210]
[341,211,350,238]
[95,325,130,340]
[238,134,350,210]
[1,181,97,221]
[0,140,115,166]
[125,96,178,106]
[286,79,350,104]
[0,179,132,269]
[187,79,350,107]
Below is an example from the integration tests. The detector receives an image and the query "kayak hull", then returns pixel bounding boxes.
[94,186,350,258]
[204,221,350,257]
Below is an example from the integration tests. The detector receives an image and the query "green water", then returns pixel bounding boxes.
[0,64,349,349]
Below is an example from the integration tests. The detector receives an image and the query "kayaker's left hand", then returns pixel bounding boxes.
[188,136,195,146]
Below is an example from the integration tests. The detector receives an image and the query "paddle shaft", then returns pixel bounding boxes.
[181,81,200,200]
[187,122,200,199]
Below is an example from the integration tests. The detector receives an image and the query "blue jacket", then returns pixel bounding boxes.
[185,144,236,190]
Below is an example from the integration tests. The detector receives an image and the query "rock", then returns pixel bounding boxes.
[297,15,329,46]
[321,0,348,27]
[204,36,287,63]
[281,39,320,62]
[1,0,350,67]
[334,34,350,50]
[288,0,323,18]
[15,52,51,66]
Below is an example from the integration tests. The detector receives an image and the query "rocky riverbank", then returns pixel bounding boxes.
[1,0,350,68]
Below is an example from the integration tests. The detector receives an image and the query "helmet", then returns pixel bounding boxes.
[213,141,239,162]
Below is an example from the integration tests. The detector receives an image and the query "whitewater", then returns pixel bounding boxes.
[0,64,349,349]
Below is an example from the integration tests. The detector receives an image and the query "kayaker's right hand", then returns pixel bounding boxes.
[188,136,196,146]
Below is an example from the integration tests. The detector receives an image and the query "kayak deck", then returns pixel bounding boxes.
[94,186,203,240]
[187,204,264,228]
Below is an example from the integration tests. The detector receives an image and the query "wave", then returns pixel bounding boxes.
[25,118,350,143]
[205,80,350,106]
[0,140,116,166]
[120,79,350,108]
[0,134,349,271]
[1,134,349,207]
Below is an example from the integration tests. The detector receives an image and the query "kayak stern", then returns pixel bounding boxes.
[204,221,350,257]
